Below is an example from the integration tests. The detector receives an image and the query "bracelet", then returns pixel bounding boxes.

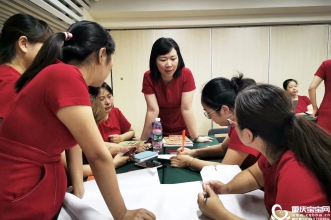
[192,136,200,143]
[189,158,196,167]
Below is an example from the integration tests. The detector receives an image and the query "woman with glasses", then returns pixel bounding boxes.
[198,84,330,220]
[170,74,260,170]
[140,37,212,143]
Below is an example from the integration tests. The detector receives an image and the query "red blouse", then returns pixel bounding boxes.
[142,67,196,136]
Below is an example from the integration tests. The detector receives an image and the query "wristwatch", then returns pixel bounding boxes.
[192,136,200,143]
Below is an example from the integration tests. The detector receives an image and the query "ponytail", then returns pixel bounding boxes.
[16,33,66,92]
[289,117,331,204]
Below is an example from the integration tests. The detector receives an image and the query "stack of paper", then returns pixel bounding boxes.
[163,135,193,147]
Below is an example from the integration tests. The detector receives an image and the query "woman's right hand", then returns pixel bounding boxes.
[176,147,196,157]
[121,209,156,220]
[113,153,130,168]
[202,180,229,194]
[311,108,318,119]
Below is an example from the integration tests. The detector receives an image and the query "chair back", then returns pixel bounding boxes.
[208,127,230,143]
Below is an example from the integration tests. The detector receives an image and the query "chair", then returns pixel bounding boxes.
[208,127,230,143]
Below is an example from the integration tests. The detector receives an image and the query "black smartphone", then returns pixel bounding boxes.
[123,147,137,156]
[135,160,165,169]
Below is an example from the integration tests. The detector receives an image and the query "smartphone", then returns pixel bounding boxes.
[123,147,137,156]
[135,160,165,169]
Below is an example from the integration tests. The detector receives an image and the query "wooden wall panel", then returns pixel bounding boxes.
[109,30,153,137]
[269,25,328,105]
[212,27,269,128]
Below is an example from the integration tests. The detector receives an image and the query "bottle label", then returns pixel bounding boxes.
[153,133,162,142]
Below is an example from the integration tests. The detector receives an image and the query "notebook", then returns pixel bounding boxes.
[133,151,158,162]
[162,135,193,147]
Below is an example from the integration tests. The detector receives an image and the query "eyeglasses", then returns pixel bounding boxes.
[203,108,220,119]
[226,113,237,125]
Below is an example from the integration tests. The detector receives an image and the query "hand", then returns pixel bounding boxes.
[170,155,192,168]
[109,134,123,143]
[120,209,156,220]
[197,184,227,220]
[135,142,148,153]
[176,147,196,156]
[132,136,140,141]
[113,153,130,168]
[72,184,85,199]
[196,136,213,143]
[202,180,229,194]
[311,108,318,119]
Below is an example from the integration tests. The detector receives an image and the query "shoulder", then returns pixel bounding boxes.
[180,67,193,76]
[143,70,151,77]
[0,65,21,79]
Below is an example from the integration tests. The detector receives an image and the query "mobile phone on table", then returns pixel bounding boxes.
[123,147,137,156]
[135,160,165,169]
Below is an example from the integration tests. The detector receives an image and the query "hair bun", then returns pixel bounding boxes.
[230,73,244,94]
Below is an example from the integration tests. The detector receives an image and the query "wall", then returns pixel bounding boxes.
[110,24,329,136]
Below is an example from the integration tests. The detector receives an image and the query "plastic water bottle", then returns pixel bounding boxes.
[152,118,163,152]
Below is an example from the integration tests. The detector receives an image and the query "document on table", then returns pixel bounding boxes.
[59,165,269,220]
[157,154,176,160]
[200,165,269,219]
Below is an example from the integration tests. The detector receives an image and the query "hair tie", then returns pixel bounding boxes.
[63,32,73,41]
[284,112,295,126]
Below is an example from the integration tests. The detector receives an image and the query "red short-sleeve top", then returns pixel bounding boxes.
[315,60,331,109]
[142,67,196,135]
[0,65,21,118]
[258,151,329,216]
[294,95,311,114]
[228,125,261,169]
[97,107,131,142]
[0,62,91,154]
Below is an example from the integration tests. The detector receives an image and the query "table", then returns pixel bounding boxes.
[116,135,221,184]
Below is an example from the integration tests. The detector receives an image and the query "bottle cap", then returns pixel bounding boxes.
[156,118,160,121]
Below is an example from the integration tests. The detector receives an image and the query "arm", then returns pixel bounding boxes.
[308,76,323,118]
[65,145,84,198]
[140,94,159,140]
[225,162,263,194]
[189,135,230,158]
[221,148,250,167]
[181,91,198,138]
[181,91,212,143]
[57,105,154,220]
[109,127,135,143]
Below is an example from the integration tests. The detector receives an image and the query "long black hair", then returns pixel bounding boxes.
[149,37,185,79]
[0,13,52,64]
[201,73,256,111]
[89,82,113,97]
[235,84,331,204]
[16,20,115,92]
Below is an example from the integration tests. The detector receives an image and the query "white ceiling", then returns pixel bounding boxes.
[88,0,331,29]
[0,0,331,31]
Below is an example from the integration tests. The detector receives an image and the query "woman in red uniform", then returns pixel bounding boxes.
[90,82,136,143]
[170,75,261,170]
[198,84,330,220]
[283,79,312,114]
[309,60,331,134]
[0,21,155,220]
[140,37,212,143]
[0,13,52,124]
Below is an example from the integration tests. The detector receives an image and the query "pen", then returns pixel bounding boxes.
[181,130,185,152]
[203,193,209,201]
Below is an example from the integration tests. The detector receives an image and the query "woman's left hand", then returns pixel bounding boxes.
[72,184,85,199]
[196,136,213,143]
[197,184,227,220]
[135,142,149,152]
[108,134,123,143]
[170,155,192,168]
